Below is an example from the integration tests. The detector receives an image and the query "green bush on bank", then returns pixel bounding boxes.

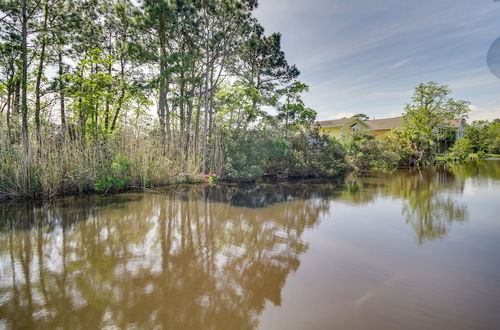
[342,130,401,172]
[490,137,500,155]
[94,154,132,192]
[0,125,350,199]
[465,120,500,154]
[222,128,347,182]
[5,117,494,201]
[446,138,473,162]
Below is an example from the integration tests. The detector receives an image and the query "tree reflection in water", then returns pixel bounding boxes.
[0,163,482,328]
[447,159,500,182]
[0,186,331,329]
[339,166,469,244]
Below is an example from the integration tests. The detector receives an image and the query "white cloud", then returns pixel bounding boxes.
[468,104,500,121]
[256,0,500,122]
[389,57,414,70]
[328,113,355,119]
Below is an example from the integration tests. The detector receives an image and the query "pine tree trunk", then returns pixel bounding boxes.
[35,1,49,146]
[202,52,210,173]
[183,86,195,161]
[21,0,29,154]
[6,86,12,140]
[194,87,202,161]
[111,57,125,132]
[158,15,167,154]
[58,50,66,132]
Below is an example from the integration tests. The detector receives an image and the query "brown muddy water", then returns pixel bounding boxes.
[1,161,500,330]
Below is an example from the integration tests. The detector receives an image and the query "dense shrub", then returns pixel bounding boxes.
[489,137,500,155]
[222,130,275,182]
[287,131,347,178]
[221,128,347,182]
[447,138,473,162]
[342,129,400,172]
[465,120,500,154]
[94,154,132,192]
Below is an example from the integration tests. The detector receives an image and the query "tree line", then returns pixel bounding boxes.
[0,0,307,155]
[0,0,326,199]
[0,0,482,200]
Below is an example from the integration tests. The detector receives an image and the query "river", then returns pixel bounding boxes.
[1,161,499,329]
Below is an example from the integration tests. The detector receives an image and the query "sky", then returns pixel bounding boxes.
[254,0,500,121]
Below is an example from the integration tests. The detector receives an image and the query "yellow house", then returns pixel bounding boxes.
[316,116,467,153]
[315,116,403,139]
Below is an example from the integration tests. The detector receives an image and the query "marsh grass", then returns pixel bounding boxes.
[0,130,202,200]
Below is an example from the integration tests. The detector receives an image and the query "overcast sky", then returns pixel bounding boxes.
[254,0,500,121]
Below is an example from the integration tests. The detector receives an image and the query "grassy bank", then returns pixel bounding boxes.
[0,131,202,201]
[436,152,500,164]
[0,128,350,201]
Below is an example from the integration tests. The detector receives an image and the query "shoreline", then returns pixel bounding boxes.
[0,176,346,204]
[2,159,499,203]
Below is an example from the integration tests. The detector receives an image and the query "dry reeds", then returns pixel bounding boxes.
[0,129,203,201]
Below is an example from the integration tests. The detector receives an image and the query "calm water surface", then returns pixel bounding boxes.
[1,161,500,329]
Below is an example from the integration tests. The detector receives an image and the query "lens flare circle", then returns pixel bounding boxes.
[487,36,500,79]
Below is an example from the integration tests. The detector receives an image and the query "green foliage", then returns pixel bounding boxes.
[222,128,347,182]
[352,113,369,120]
[487,123,500,154]
[489,137,500,155]
[465,121,490,152]
[223,130,273,182]
[206,174,216,185]
[95,154,131,192]
[6,0,477,200]
[276,82,317,130]
[234,25,299,109]
[447,138,473,162]
[342,130,400,172]
[64,49,119,136]
[214,83,264,130]
[396,82,470,165]
[464,119,500,155]
[292,132,347,177]
[384,129,416,166]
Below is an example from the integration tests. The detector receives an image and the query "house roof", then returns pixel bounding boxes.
[442,118,465,128]
[364,117,403,130]
[316,116,465,130]
[315,117,363,128]
[316,116,403,130]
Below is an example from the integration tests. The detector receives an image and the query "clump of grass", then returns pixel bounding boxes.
[0,130,202,201]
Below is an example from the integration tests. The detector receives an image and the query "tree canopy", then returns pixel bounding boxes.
[394,81,470,165]
[1,0,345,199]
